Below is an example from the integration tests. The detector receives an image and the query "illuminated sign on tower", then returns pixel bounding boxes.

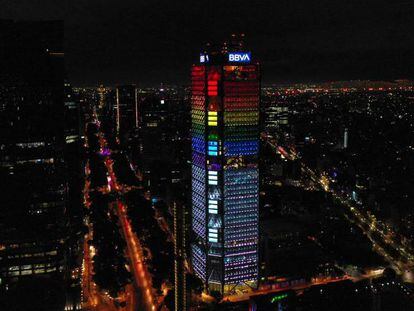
[228,52,251,63]
[191,38,260,295]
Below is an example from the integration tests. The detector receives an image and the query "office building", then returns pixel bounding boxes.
[115,84,138,142]
[0,20,68,306]
[136,89,189,198]
[191,35,260,294]
[263,94,288,132]
[173,199,187,311]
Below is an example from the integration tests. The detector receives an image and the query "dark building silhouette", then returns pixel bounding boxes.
[173,198,187,311]
[136,88,189,198]
[63,82,84,311]
[0,20,73,309]
[115,84,138,143]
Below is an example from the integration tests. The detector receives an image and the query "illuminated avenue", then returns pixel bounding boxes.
[81,113,159,311]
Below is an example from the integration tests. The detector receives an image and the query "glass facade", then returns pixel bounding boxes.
[0,20,67,288]
[115,85,138,143]
[191,51,260,294]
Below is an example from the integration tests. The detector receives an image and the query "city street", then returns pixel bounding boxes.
[81,122,136,311]
[97,120,158,311]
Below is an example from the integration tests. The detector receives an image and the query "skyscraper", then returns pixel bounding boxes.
[263,101,288,131]
[191,35,260,294]
[115,84,138,142]
[136,88,189,197]
[0,19,68,305]
[173,199,187,311]
[343,127,349,149]
[63,82,84,311]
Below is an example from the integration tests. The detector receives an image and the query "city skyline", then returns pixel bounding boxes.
[2,3,414,311]
[1,1,414,86]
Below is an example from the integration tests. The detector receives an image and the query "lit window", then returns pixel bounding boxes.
[21,270,32,275]
[208,80,218,96]
[208,111,218,126]
[208,170,218,185]
[208,199,218,214]
[208,141,218,156]
[208,228,218,242]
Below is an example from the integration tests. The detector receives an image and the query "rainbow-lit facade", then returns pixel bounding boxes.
[191,45,260,294]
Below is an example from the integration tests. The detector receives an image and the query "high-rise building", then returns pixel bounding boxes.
[264,104,288,131]
[173,199,187,311]
[261,90,289,132]
[136,88,189,198]
[63,82,84,311]
[64,81,82,145]
[0,19,68,303]
[115,84,138,142]
[97,84,107,110]
[190,35,260,294]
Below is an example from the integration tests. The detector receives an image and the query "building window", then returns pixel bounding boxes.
[208,170,218,185]
[208,199,218,214]
[208,111,218,126]
[208,228,218,243]
[208,141,218,156]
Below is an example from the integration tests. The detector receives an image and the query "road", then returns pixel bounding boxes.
[81,122,136,311]
[82,197,132,311]
[116,200,156,311]
[81,228,135,311]
[96,122,158,311]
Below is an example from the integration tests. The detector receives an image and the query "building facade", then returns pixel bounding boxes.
[173,199,187,311]
[191,37,260,294]
[0,20,67,293]
[264,105,288,131]
[136,88,189,198]
[115,84,138,142]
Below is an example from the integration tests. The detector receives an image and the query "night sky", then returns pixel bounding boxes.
[2,0,414,86]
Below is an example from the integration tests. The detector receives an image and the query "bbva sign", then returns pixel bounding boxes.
[228,52,251,63]
[200,54,209,63]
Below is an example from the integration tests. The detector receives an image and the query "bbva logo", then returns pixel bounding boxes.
[200,54,209,63]
[228,52,251,62]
